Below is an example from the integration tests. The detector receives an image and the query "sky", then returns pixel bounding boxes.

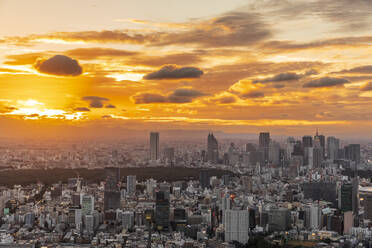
[1,0,372,139]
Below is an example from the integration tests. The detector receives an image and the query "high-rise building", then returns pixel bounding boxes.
[259,132,270,163]
[199,170,210,189]
[164,147,175,162]
[268,140,280,165]
[81,195,94,216]
[155,191,170,231]
[224,210,249,244]
[302,135,313,148]
[340,183,353,212]
[364,194,372,220]
[304,147,313,168]
[268,207,291,232]
[345,144,361,164]
[150,132,159,161]
[314,130,326,158]
[104,167,121,211]
[127,175,136,196]
[207,133,219,164]
[313,134,323,168]
[122,211,134,230]
[327,137,340,161]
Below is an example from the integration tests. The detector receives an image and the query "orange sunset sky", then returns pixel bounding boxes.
[1,0,372,139]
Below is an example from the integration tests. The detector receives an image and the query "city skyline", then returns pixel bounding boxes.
[1,1,372,139]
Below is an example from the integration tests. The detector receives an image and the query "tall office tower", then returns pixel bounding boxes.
[327,137,340,161]
[268,140,280,165]
[340,183,353,212]
[304,147,313,167]
[313,135,323,168]
[302,135,313,148]
[351,177,359,215]
[150,132,159,161]
[127,175,136,196]
[246,143,256,152]
[224,210,250,245]
[122,211,135,230]
[199,170,210,189]
[314,130,325,158]
[268,207,291,232]
[164,147,175,162]
[81,195,94,216]
[309,205,321,229]
[104,167,121,211]
[345,144,361,164]
[286,137,296,160]
[259,132,270,163]
[365,195,372,220]
[207,133,219,164]
[155,191,170,231]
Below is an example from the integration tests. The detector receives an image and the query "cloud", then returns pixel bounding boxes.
[303,77,349,88]
[4,12,270,48]
[253,72,303,83]
[273,84,285,89]
[336,65,372,74]
[241,90,265,98]
[34,55,82,76]
[211,96,237,104]
[66,47,138,60]
[5,52,47,65]
[143,65,203,80]
[105,104,116,108]
[132,93,167,104]
[133,88,205,104]
[360,81,372,91]
[168,88,206,103]
[82,96,109,108]
[74,107,90,112]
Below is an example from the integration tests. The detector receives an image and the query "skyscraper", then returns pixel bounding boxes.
[313,133,323,168]
[155,191,170,231]
[127,175,136,196]
[259,132,270,163]
[207,133,219,164]
[224,210,250,244]
[314,129,325,158]
[81,195,94,216]
[150,132,159,161]
[104,167,121,211]
[327,136,340,161]
[199,170,210,189]
[345,144,361,164]
[302,135,313,148]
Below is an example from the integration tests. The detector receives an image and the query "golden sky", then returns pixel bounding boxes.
[1,0,372,139]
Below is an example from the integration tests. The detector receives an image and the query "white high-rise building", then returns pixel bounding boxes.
[310,205,320,230]
[224,210,249,244]
[81,195,94,216]
[127,175,136,196]
[150,132,159,161]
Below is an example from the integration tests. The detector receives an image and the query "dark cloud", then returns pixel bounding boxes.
[336,65,372,74]
[34,55,82,76]
[303,77,349,88]
[241,90,265,98]
[360,81,372,91]
[133,93,167,104]
[133,88,205,104]
[105,104,116,108]
[156,12,271,47]
[74,107,90,112]
[143,65,203,80]
[260,36,372,53]
[82,96,109,108]
[253,72,302,83]
[66,47,138,60]
[168,89,206,103]
[4,12,270,48]
[273,84,285,89]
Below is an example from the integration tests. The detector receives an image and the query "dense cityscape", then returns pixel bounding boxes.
[0,131,371,247]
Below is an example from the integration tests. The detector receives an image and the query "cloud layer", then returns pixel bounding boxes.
[34,55,82,76]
